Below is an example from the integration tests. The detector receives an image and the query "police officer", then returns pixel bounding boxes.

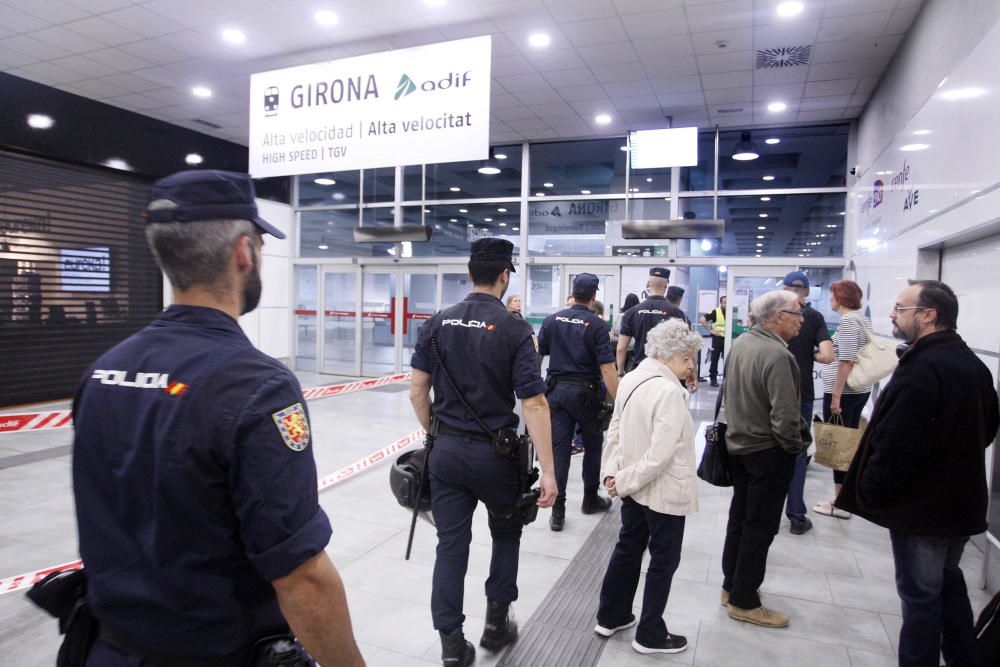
[700,295,728,386]
[72,171,365,667]
[616,268,688,376]
[537,273,619,531]
[409,238,557,667]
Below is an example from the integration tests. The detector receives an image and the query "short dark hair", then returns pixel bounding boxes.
[573,286,597,303]
[468,260,508,287]
[910,279,958,330]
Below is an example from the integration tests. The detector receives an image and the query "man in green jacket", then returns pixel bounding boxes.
[720,290,808,629]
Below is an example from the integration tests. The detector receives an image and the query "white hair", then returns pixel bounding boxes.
[751,290,798,324]
[645,319,702,361]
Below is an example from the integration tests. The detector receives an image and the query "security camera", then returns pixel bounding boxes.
[849,166,860,176]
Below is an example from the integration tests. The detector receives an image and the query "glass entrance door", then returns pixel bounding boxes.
[360,268,440,376]
[565,266,620,325]
[321,268,360,376]
[725,266,796,351]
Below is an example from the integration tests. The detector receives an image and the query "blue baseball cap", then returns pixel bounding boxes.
[649,267,671,278]
[572,273,600,293]
[783,271,810,289]
[143,170,285,239]
[470,238,516,272]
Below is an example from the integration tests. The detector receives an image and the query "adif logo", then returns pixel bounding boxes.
[394,71,472,101]
[555,316,590,327]
[92,370,189,396]
[442,318,496,331]
[264,86,279,116]
[395,74,417,100]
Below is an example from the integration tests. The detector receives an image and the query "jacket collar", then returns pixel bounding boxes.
[156,304,247,336]
[636,357,686,391]
[898,329,963,364]
[465,292,503,305]
[749,324,788,347]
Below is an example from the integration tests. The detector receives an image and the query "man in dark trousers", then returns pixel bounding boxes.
[699,296,727,386]
[837,280,999,667]
[538,273,619,531]
[781,272,833,535]
[73,171,365,667]
[410,238,558,667]
[616,268,687,376]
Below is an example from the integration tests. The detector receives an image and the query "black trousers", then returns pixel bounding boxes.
[708,335,724,382]
[721,447,797,609]
[548,383,603,503]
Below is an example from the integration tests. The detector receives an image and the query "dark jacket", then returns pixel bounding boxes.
[836,330,999,535]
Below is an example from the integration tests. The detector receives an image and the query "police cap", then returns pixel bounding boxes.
[649,267,671,279]
[667,285,685,301]
[470,238,516,272]
[143,170,285,239]
[572,273,600,294]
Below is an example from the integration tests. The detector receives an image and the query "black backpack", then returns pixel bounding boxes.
[976,588,1000,667]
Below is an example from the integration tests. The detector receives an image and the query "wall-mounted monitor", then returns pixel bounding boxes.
[628,127,698,169]
[61,246,111,292]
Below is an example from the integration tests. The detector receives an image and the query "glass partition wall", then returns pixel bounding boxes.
[293,123,848,376]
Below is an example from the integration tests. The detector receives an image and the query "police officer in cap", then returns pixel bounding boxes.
[410,238,557,667]
[538,273,619,531]
[617,268,691,381]
[73,170,364,666]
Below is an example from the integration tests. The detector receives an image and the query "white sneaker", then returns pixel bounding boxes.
[594,616,637,637]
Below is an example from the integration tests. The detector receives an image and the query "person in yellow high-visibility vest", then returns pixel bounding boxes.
[699,296,727,386]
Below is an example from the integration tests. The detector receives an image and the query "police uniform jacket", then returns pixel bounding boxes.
[537,304,614,382]
[73,305,332,657]
[411,292,546,432]
[619,295,687,366]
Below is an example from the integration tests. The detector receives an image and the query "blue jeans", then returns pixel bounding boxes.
[784,402,814,522]
[597,497,685,645]
[890,531,975,667]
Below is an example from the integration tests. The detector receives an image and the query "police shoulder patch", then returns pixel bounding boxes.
[272,402,311,452]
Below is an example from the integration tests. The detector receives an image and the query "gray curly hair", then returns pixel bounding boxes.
[645,319,703,361]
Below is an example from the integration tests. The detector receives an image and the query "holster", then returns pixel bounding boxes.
[27,569,99,667]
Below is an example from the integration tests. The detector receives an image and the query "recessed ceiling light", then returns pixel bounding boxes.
[536,192,545,196]
[762,175,775,181]
[459,208,468,213]
[581,189,591,194]
[332,192,345,201]
[103,158,131,171]
[314,10,339,26]
[26,114,54,129]
[221,28,246,44]
[900,143,930,152]
[759,213,769,218]
[620,145,629,151]
[478,166,501,175]
[913,129,932,135]
[756,243,763,247]
[484,217,493,222]
[314,177,336,185]
[767,101,787,112]
[498,222,507,226]
[449,218,457,222]
[839,211,846,216]
[758,225,767,230]
[760,197,772,202]
[543,182,554,188]
[630,187,639,192]
[185,153,203,165]
[765,137,780,144]
[192,86,212,98]
[940,87,986,101]
[645,177,653,182]
[318,244,329,250]
[449,186,460,192]
[512,226,519,231]
[776,2,804,18]
[700,240,713,251]
[528,32,551,48]
[827,224,838,228]
[424,208,431,213]
[757,235,765,239]
[494,152,507,160]
[497,207,507,212]
[595,113,612,124]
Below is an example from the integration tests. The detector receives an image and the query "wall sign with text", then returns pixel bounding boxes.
[249,36,491,177]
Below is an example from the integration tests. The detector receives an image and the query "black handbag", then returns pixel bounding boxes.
[697,382,732,487]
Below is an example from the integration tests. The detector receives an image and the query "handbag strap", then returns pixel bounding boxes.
[713,378,725,421]
[620,375,660,417]
[430,334,497,439]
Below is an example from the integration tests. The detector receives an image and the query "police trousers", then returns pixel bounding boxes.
[429,434,523,631]
[548,383,603,504]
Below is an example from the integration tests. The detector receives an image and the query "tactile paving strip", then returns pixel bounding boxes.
[498,503,622,667]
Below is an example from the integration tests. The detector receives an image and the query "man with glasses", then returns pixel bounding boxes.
[720,290,809,629]
[837,280,998,667]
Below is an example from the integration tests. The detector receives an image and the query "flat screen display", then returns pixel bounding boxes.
[629,127,699,169]
[60,246,111,292]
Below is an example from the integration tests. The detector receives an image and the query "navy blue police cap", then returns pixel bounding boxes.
[667,285,685,301]
[649,267,671,279]
[572,273,600,293]
[470,238,516,272]
[142,170,286,240]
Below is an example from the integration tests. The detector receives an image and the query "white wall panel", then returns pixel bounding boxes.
[239,198,294,360]
[941,235,1000,353]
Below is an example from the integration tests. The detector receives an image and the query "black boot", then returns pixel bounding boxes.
[439,628,475,667]
[480,600,518,652]
[549,501,565,531]
[581,491,612,514]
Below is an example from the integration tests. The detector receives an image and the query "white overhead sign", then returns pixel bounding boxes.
[249,36,491,177]
[629,127,699,169]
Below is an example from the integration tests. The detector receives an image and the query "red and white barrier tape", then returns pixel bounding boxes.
[0,426,426,596]
[0,372,412,436]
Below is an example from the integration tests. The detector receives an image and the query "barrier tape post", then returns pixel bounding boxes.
[0,427,425,596]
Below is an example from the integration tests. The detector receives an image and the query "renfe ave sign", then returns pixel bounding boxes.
[249,36,491,177]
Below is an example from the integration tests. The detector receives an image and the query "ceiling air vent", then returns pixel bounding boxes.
[716,108,744,114]
[755,45,812,69]
[193,119,223,129]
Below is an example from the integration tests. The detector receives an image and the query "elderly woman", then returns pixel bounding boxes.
[593,319,703,656]
[813,279,873,519]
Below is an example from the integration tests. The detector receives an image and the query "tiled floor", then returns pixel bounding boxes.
[0,379,992,666]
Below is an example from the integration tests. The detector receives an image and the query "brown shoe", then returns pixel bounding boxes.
[728,604,788,628]
[720,587,760,607]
